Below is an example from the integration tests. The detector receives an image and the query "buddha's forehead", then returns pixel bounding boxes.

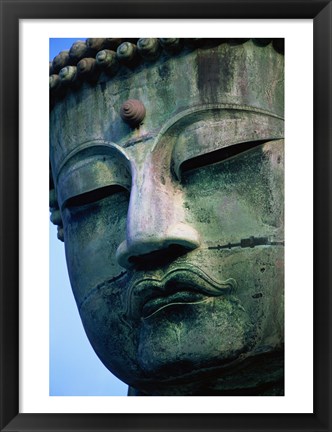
[50,40,284,178]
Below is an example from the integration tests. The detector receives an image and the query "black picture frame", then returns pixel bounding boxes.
[1,1,331,431]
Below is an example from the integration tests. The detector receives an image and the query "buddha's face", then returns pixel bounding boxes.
[57,121,284,392]
[51,41,284,394]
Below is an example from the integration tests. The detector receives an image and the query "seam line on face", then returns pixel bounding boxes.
[208,237,285,250]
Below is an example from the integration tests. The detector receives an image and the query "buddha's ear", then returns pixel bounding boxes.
[49,164,63,241]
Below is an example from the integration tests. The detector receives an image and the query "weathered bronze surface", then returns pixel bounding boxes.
[50,38,284,396]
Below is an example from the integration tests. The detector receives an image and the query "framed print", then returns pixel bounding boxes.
[1,0,331,431]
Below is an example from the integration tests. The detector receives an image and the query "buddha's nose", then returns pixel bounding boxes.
[116,161,200,269]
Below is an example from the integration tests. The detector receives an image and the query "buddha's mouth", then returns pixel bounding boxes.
[125,264,236,320]
[142,289,210,320]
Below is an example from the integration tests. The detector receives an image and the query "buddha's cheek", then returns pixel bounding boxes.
[62,193,129,306]
[78,281,143,385]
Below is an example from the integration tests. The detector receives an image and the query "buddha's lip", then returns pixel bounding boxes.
[125,264,236,320]
[141,290,211,320]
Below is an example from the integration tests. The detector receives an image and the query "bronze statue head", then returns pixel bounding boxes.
[50,38,284,395]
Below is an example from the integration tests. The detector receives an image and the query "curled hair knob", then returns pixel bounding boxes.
[117,42,138,66]
[69,40,89,63]
[52,50,70,74]
[59,66,77,85]
[49,74,60,91]
[86,38,106,52]
[137,38,161,60]
[96,50,119,75]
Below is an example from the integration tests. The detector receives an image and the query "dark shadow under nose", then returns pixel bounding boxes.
[128,244,191,270]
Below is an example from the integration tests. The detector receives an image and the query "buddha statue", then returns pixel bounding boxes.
[50,38,284,396]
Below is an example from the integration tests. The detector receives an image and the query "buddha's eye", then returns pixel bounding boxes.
[64,185,128,210]
[179,140,267,176]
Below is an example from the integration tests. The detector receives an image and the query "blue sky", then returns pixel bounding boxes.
[49,39,127,396]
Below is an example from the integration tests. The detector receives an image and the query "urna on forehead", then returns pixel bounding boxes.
[49,38,284,175]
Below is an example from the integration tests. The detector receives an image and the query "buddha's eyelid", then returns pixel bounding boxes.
[175,138,281,178]
[57,161,131,210]
[170,110,284,176]
[62,184,128,210]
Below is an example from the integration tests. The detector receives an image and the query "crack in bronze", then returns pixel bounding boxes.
[78,271,127,311]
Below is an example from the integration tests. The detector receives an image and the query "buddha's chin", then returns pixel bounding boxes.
[136,296,254,381]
